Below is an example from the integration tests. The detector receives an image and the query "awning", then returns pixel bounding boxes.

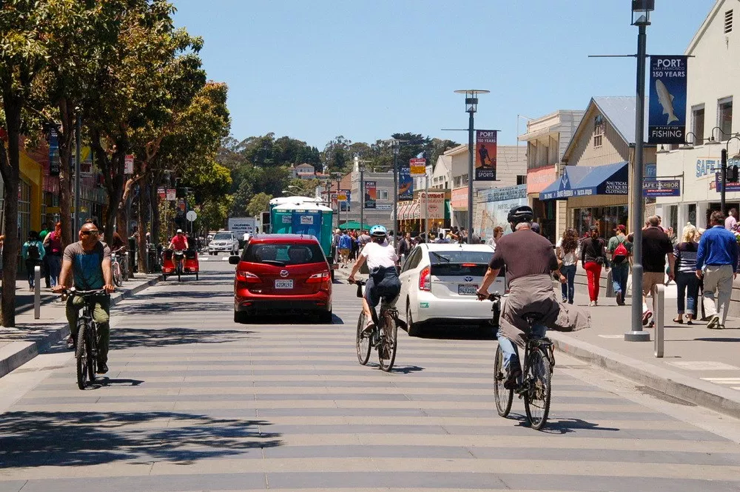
[396,202,407,220]
[539,161,628,201]
[409,203,420,220]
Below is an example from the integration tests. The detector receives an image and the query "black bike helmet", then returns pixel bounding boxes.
[507,205,534,226]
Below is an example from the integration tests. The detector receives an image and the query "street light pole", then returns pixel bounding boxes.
[360,162,365,233]
[722,148,728,215]
[393,143,399,249]
[626,1,653,342]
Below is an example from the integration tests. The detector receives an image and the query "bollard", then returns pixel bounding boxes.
[124,252,130,281]
[654,283,665,358]
[34,266,41,320]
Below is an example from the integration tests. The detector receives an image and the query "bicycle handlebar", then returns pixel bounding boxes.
[477,292,502,302]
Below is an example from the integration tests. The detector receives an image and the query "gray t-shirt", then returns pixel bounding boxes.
[63,241,111,290]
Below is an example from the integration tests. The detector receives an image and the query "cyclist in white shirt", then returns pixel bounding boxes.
[348,225,401,331]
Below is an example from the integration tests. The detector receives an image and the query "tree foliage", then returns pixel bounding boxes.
[247,192,273,218]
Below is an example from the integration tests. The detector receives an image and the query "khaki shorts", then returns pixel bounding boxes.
[339,248,350,257]
[642,271,665,297]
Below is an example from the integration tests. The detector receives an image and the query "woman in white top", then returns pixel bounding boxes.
[488,226,504,251]
[556,228,579,304]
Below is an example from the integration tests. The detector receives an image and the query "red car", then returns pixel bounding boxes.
[229,234,333,323]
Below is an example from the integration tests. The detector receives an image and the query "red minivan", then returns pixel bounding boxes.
[229,234,333,323]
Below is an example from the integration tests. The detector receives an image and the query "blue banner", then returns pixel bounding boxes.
[648,55,687,144]
[715,173,740,193]
[643,179,681,197]
[49,128,60,176]
[399,166,413,201]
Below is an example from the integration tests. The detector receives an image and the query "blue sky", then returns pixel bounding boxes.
[173,0,716,149]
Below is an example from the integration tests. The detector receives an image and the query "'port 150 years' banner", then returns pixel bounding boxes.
[475,130,497,181]
[364,181,377,209]
[648,55,687,144]
[399,166,413,201]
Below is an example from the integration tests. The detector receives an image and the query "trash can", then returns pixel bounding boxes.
[148,246,159,273]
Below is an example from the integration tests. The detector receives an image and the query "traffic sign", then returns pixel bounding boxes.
[186,210,197,222]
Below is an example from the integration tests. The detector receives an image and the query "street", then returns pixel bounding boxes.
[1,260,739,492]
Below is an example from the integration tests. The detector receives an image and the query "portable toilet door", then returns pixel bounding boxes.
[272,209,293,234]
[292,210,322,238]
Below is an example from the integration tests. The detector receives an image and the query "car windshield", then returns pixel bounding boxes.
[244,243,324,266]
[429,250,493,277]
[214,233,231,240]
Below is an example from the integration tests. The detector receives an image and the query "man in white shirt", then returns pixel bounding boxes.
[725,208,737,231]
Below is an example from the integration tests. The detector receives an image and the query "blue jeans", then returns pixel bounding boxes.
[560,264,576,304]
[611,262,629,300]
[497,324,547,374]
[676,271,699,315]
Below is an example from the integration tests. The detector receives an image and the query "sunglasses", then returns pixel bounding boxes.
[81,230,100,236]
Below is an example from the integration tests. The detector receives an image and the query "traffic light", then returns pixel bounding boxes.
[728,165,739,183]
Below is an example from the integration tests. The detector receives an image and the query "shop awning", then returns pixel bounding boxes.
[396,202,407,220]
[409,203,420,220]
[539,161,628,201]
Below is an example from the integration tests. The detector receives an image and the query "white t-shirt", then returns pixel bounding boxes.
[361,241,398,270]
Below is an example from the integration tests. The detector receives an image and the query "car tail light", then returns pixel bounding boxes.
[419,266,431,291]
[307,271,331,291]
[236,271,261,284]
[461,263,477,267]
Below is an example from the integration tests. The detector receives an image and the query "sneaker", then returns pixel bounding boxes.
[504,367,522,390]
[96,363,108,374]
[642,310,652,326]
[589,301,596,307]
[362,317,374,334]
[707,315,720,329]
[718,324,726,330]
[616,291,623,305]
[66,335,75,350]
[648,320,655,328]
[562,297,567,303]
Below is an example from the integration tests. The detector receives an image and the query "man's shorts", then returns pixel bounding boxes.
[339,248,349,257]
[642,271,665,297]
[364,267,401,308]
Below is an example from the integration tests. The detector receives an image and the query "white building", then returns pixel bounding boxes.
[291,163,316,179]
[655,0,740,231]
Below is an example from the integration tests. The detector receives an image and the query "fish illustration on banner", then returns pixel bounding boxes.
[648,55,687,144]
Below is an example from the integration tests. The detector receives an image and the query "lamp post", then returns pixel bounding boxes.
[333,172,342,229]
[721,135,740,214]
[359,158,366,233]
[392,142,399,247]
[626,0,653,342]
[454,89,489,240]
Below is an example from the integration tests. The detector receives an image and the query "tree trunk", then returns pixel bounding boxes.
[150,178,161,250]
[57,100,76,246]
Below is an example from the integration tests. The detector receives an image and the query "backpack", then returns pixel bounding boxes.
[612,240,629,265]
[27,243,40,261]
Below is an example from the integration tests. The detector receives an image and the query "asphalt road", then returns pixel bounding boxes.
[0,259,739,491]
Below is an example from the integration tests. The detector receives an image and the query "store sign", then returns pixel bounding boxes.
[526,165,556,194]
[410,157,426,177]
[377,203,392,211]
[696,158,720,177]
[124,155,134,174]
[49,128,60,176]
[643,179,681,197]
[451,187,468,209]
[714,173,740,192]
[475,130,497,181]
[364,181,376,209]
[419,191,445,219]
[645,163,657,179]
[480,184,527,202]
[648,55,688,144]
[399,166,413,201]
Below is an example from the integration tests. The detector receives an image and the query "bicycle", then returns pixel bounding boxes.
[482,292,555,430]
[111,251,124,287]
[352,279,398,372]
[62,288,109,390]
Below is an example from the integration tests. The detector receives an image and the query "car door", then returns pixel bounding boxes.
[399,247,423,314]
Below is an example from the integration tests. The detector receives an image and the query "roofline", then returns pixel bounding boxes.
[686,0,726,55]
[444,144,468,156]
[562,98,598,161]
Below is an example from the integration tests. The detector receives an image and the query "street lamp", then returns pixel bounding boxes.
[332,172,342,229]
[454,89,489,241]
[626,0,653,342]
[720,134,740,214]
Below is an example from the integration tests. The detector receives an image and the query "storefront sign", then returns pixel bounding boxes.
[526,165,556,195]
[475,130,497,181]
[399,166,413,201]
[410,157,426,177]
[645,163,657,179]
[124,155,134,174]
[419,191,445,219]
[451,187,468,209]
[696,158,720,177]
[364,181,376,209]
[377,203,392,211]
[648,55,687,144]
[480,184,527,202]
[479,185,528,239]
[49,128,60,177]
[643,179,681,197]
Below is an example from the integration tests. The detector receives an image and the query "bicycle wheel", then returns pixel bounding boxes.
[113,263,123,287]
[75,322,88,390]
[493,344,513,417]
[86,325,97,384]
[523,347,552,430]
[378,310,397,372]
[177,263,182,282]
[355,313,371,365]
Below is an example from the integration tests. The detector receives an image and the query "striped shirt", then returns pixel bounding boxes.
[673,242,698,273]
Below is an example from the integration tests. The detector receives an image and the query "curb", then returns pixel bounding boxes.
[548,332,740,419]
[0,276,161,379]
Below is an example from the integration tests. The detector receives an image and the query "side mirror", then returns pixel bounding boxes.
[228,255,240,265]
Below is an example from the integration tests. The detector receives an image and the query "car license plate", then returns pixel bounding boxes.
[458,284,478,295]
[275,279,293,289]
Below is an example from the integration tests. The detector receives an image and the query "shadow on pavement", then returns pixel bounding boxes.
[0,411,281,468]
[117,301,230,314]
[237,313,342,325]
[514,416,620,435]
[110,327,254,350]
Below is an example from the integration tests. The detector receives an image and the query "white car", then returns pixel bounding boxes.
[208,231,239,255]
[399,243,506,336]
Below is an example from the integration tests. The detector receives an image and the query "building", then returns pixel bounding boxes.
[518,110,584,243]
[654,0,739,231]
[291,163,316,179]
[539,96,654,240]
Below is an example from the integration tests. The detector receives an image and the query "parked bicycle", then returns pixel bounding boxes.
[61,288,109,390]
[110,251,124,287]
[482,292,555,430]
[352,279,398,372]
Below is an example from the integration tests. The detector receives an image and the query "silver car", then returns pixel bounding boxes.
[208,231,239,255]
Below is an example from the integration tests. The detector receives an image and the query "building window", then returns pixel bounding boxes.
[462,174,469,185]
[725,9,733,34]
[593,115,605,148]
[692,105,705,144]
[378,189,388,200]
[516,175,527,185]
[719,97,733,140]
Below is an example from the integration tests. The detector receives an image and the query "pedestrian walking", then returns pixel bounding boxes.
[39,222,52,288]
[556,228,579,304]
[725,208,737,231]
[338,231,351,268]
[607,225,631,306]
[581,225,607,306]
[673,223,700,324]
[489,226,504,251]
[696,211,738,329]
[43,222,64,287]
[641,215,675,327]
[22,231,45,290]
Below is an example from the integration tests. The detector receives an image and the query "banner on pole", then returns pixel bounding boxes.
[364,181,376,209]
[399,166,413,201]
[648,55,688,144]
[643,179,681,197]
[475,130,497,181]
[339,189,351,212]
[410,157,426,177]
[124,155,134,174]
[166,188,176,201]
[49,128,61,177]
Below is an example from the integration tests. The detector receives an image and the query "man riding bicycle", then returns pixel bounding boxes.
[53,221,115,373]
[168,229,189,271]
[476,206,590,389]
[348,225,401,332]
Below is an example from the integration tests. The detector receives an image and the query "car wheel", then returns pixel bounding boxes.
[406,300,422,337]
[234,310,249,324]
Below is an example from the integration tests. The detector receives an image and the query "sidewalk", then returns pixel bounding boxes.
[0,274,160,378]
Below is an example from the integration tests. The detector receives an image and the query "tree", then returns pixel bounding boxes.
[247,192,273,218]
[322,136,352,173]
